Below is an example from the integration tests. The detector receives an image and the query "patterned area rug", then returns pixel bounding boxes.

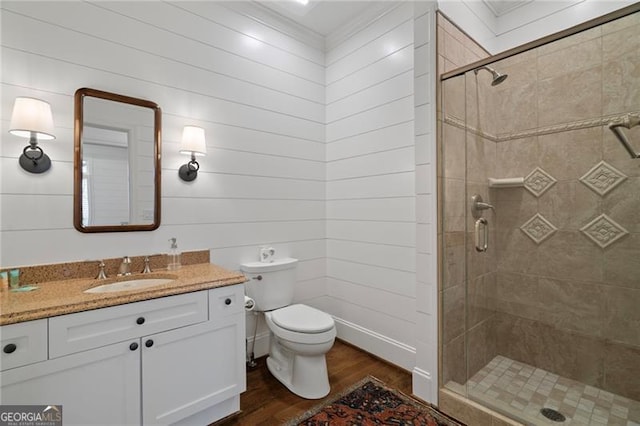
[285,376,464,425]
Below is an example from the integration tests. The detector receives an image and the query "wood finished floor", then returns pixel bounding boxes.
[216,339,413,425]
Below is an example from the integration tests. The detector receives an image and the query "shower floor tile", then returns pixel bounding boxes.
[466,355,640,425]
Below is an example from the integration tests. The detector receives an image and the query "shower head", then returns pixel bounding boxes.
[474,65,508,86]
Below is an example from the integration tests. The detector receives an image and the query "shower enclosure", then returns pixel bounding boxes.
[440,9,640,425]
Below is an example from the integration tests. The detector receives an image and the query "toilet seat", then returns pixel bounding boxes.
[265,305,336,346]
[270,304,334,333]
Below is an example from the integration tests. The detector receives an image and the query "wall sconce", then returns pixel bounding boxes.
[178,126,206,182]
[9,97,56,174]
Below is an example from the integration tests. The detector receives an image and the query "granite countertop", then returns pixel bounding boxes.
[0,263,247,326]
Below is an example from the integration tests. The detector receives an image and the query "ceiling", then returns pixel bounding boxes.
[257,1,385,36]
[482,0,532,16]
[257,0,535,38]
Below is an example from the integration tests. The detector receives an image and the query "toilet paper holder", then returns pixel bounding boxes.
[244,295,255,311]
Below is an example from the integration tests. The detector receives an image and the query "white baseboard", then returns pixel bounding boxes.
[333,317,416,372]
[412,367,436,404]
[245,316,424,388]
[245,330,271,361]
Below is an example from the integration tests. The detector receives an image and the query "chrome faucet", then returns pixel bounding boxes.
[118,256,132,276]
[96,261,107,280]
[142,256,152,274]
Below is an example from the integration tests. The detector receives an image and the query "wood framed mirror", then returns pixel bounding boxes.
[74,88,161,233]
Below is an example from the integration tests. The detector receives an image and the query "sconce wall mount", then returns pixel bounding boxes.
[178,125,206,182]
[9,97,56,174]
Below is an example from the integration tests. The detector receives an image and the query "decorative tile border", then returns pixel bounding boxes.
[580,161,627,196]
[524,167,556,197]
[521,214,557,244]
[580,214,628,248]
[443,111,640,142]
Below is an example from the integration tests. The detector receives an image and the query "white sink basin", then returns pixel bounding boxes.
[84,278,175,294]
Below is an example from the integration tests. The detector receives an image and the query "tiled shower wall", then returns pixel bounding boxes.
[490,11,640,402]
[437,13,494,388]
[442,11,640,402]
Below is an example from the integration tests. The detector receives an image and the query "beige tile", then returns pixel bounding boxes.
[602,48,640,115]
[603,177,639,233]
[601,10,640,35]
[443,283,465,343]
[439,389,495,426]
[537,230,603,282]
[538,66,602,128]
[603,233,640,289]
[467,317,497,379]
[494,313,605,388]
[442,76,466,121]
[437,25,445,56]
[444,178,465,232]
[444,58,458,73]
[443,123,466,179]
[603,285,640,347]
[494,272,540,320]
[535,277,605,336]
[537,38,602,80]
[537,127,602,182]
[495,137,538,179]
[444,30,466,68]
[494,80,537,135]
[442,334,466,386]
[603,341,640,401]
[538,26,601,56]
[495,230,539,275]
[467,134,497,184]
[538,181,601,231]
[468,273,497,328]
[603,20,640,60]
[443,231,465,289]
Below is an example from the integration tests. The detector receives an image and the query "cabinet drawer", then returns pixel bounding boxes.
[0,319,47,371]
[49,291,208,358]
[209,285,244,319]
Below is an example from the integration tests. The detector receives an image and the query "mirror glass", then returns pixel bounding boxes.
[74,88,161,232]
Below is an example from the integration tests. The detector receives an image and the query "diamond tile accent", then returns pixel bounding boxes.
[521,214,557,244]
[580,214,628,248]
[580,161,627,196]
[524,167,556,197]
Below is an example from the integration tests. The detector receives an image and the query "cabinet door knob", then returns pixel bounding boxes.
[136,317,145,325]
[129,342,139,351]
[225,298,232,305]
[3,343,17,354]
[145,339,154,348]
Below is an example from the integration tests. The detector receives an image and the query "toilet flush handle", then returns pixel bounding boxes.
[252,275,263,281]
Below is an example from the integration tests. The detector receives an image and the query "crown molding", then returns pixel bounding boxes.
[222,1,326,51]
[325,2,403,52]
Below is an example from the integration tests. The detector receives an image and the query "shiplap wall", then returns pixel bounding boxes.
[0,1,325,309]
[0,1,441,401]
[322,3,417,371]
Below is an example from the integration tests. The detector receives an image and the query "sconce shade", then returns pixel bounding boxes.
[178,126,206,182]
[9,97,56,140]
[179,126,206,156]
[9,97,55,174]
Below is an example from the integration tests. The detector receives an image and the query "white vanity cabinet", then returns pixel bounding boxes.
[0,284,246,426]
[1,339,141,425]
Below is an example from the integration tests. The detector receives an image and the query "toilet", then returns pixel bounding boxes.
[240,257,336,399]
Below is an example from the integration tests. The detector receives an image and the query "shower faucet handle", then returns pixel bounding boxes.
[471,194,494,220]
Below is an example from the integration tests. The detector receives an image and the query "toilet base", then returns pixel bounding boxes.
[266,341,330,399]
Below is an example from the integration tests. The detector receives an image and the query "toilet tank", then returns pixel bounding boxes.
[240,258,298,311]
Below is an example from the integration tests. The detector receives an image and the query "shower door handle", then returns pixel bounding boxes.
[475,218,488,252]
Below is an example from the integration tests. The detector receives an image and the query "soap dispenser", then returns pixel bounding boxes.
[168,237,182,270]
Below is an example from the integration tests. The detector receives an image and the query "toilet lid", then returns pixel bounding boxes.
[271,304,334,333]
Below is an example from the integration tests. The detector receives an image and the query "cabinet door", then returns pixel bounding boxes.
[141,314,244,425]
[0,341,140,425]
